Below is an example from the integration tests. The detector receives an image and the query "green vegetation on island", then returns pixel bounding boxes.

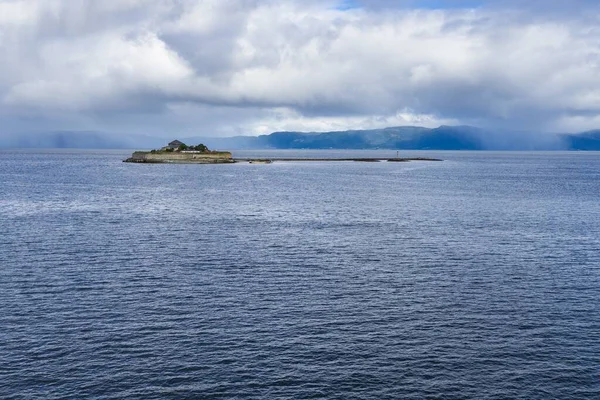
[149,140,210,153]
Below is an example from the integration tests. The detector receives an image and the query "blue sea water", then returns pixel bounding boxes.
[0,149,599,399]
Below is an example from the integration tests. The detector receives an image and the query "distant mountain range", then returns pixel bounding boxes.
[1,126,600,150]
[186,126,600,151]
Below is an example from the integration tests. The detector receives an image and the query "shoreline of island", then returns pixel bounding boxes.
[123,140,443,164]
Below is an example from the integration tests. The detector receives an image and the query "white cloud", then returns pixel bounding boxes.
[4,31,195,110]
[1,0,600,135]
[0,0,39,26]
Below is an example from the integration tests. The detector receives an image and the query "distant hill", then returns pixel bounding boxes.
[2,126,600,150]
[185,125,569,150]
[561,130,600,150]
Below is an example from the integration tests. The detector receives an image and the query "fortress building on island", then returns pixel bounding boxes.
[162,140,185,151]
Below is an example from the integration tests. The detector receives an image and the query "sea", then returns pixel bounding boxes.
[1,149,599,399]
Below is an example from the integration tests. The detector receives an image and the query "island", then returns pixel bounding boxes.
[124,140,443,164]
[124,140,235,164]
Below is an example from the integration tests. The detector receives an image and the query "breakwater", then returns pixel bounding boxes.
[236,157,443,163]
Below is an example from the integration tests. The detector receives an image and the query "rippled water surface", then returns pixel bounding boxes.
[1,150,599,399]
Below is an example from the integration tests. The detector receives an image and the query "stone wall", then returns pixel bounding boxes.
[127,151,233,163]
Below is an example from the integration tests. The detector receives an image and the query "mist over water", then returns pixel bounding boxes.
[1,150,599,399]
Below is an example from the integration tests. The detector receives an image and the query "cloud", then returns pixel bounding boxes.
[4,31,195,112]
[0,0,600,137]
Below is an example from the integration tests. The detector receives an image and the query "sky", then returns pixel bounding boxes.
[0,0,599,137]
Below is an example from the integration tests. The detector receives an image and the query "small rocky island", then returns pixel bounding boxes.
[124,140,443,164]
[124,140,234,164]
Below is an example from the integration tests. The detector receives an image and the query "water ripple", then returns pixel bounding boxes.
[1,150,599,399]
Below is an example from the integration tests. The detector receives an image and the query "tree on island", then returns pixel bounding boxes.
[150,142,211,153]
[190,144,208,152]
